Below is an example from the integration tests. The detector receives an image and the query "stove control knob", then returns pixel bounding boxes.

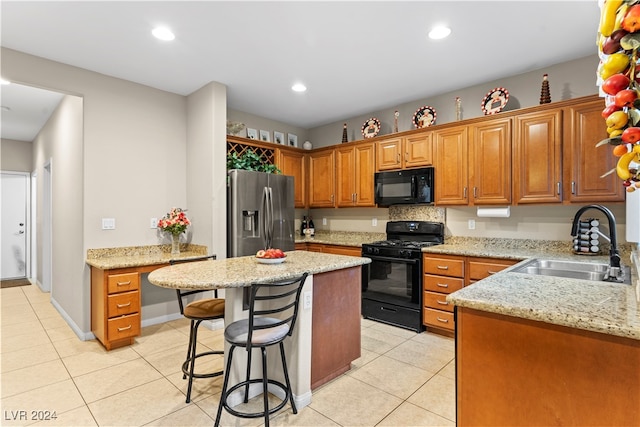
[374,247,380,255]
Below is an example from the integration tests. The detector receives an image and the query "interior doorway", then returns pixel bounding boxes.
[1,171,29,280]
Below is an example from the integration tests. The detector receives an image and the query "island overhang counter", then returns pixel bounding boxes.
[147,250,371,409]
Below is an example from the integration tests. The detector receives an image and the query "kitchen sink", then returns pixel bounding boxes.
[511,258,631,284]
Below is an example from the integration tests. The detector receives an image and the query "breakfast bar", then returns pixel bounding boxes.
[147,250,371,409]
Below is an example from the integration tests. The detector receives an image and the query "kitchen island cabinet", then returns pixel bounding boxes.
[148,250,370,410]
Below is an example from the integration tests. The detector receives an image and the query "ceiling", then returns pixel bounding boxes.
[1,1,600,142]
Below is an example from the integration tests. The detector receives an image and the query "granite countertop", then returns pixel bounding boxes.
[147,250,371,290]
[433,238,640,341]
[86,244,209,269]
[296,231,385,247]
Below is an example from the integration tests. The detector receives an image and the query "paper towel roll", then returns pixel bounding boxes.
[476,206,510,218]
[627,189,639,243]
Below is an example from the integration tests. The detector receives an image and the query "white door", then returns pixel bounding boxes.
[1,172,29,280]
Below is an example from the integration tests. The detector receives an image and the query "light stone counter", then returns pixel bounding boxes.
[295,230,385,247]
[86,244,209,269]
[147,250,371,290]
[433,238,640,341]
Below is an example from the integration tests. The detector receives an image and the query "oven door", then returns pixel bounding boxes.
[361,253,423,331]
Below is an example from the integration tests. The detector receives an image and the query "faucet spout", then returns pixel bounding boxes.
[571,205,621,278]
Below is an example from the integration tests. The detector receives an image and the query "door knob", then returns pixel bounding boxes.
[18,231,24,234]
[19,223,24,226]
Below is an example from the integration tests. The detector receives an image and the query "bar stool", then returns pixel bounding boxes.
[214,273,309,427]
[170,255,225,403]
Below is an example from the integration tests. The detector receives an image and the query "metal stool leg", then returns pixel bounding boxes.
[214,345,236,427]
[261,347,270,427]
[243,347,252,403]
[279,341,297,414]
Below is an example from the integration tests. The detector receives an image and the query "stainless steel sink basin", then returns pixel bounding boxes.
[511,258,631,284]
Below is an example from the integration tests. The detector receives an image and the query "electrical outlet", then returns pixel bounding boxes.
[303,291,312,309]
[322,217,327,226]
[372,217,378,227]
[102,218,116,230]
[468,219,476,230]
[150,217,158,229]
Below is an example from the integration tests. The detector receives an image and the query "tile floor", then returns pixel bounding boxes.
[0,284,456,426]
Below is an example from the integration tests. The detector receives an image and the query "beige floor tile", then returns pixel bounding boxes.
[270,405,340,426]
[196,392,276,427]
[0,288,29,305]
[1,320,45,338]
[348,355,434,399]
[45,324,79,342]
[31,405,98,427]
[0,329,51,354]
[73,358,162,403]
[360,318,379,328]
[407,374,456,422]
[165,366,224,403]
[144,345,190,376]
[41,315,71,330]
[438,360,455,380]
[1,342,59,373]
[142,403,213,426]
[0,359,70,398]
[1,303,39,325]
[378,401,455,426]
[88,378,188,426]
[62,345,140,377]
[52,336,105,358]
[0,379,86,426]
[360,326,409,354]
[30,301,61,319]
[385,338,454,375]
[309,374,403,426]
[411,332,455,351]
[369,322,419,339]
[131,326,190,357]
[348,347,380,372]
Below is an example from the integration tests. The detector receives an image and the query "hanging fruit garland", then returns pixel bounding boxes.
[597,0,640,192]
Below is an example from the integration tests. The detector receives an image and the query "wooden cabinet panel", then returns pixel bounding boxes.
[107,313,141,340]
[309,149,335,208]
[107,272,139,294]
[423,308,454,331]
[423,274,464,293]
[321,245,361,256]
[468,258,516,281]
[336,142,376,207]
[404,133,433,168]
[424,290,455,312]
[305,243,324,253]
[279,149,307,208]
[107,291,139,317]
[563,100,625,203]
[336,146,356,206]
[435,126,468,205]
[470,118,511,205]
[376,137,403,171]
[513,110,563,204]
[423,255,465,278]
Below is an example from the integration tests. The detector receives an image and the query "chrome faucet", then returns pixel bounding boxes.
[570,204,622,281]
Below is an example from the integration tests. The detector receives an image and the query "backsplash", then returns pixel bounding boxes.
[389,205,445,223]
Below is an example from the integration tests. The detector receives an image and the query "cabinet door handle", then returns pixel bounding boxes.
[557,182,561,196]
[436,300,449,306]
[571,181,576,194]
[405,152,408,162]
[354,193,357,202]
[331,194,334,203]
[463,187,467,199]
[117,281,131,286]
[117,302,131,308]
[436,265,449,270]
[436,282,449,288]
[397,153,400,163]
[436,317,449,323]
[473,187,478,198]
[487,270,499,275]
[118,325,132,331]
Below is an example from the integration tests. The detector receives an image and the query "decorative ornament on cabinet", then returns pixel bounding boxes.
[342,123,348,143]
[226,120,245,136]
[455,97,462,121]
[394,110,399,133]
[540,74,551,104]
[303,140,313,150]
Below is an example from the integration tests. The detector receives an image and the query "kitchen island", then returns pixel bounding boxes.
[433,240,640,426]
[147,250,370,409]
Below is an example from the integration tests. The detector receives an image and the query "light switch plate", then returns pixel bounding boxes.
[372,217,378,226]
[468,219,476,230]
[102,218,116,230]
[150,217,157,229]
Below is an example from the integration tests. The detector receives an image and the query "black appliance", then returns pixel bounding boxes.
[361,220,445,332]
[374,167,434,207]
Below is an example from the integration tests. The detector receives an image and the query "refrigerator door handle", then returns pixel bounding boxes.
[267,187,274,248]
[262,187,269,250]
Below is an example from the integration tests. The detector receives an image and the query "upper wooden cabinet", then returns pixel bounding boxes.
[563,100,625,203]
[336,142,376,207]
[278,149,307,208]
[469,118,512,205]
[434,126,468,205]
[513,110,563,204]
[376,132,433,171]
[309,148,335,208]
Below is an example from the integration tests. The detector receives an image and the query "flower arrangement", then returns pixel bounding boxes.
[157,207,191,236]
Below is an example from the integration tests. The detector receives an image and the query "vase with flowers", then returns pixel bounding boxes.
[157,207,191,255]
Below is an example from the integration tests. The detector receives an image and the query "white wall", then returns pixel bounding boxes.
[1,139,33,172]
[227,108,309,147]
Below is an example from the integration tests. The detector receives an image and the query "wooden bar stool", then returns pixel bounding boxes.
[171,255,225,403]
[214,273,308,427]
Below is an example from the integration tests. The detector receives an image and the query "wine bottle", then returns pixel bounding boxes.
[308,216,315,237]
[301,216,307,237]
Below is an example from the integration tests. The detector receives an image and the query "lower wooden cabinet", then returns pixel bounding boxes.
[297,242,361,256]
[422,254,517,333]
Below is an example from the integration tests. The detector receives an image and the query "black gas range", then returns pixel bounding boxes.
[361,221,445,332]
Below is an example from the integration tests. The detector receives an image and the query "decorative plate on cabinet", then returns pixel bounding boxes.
[412,106,437,128]
[481,87,509,115]
[361,117,381,138]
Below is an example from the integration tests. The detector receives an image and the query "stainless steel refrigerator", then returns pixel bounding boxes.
[227,169,295,257]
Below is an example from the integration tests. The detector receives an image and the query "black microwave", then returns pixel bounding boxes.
[374,167,434,206]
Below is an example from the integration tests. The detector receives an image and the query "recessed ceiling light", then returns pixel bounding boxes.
[292,83,307,93]
[152,27,175,41]
[428,25,451,40]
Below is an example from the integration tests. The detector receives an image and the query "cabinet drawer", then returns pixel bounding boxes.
[424,291,454,312]
[469,260,516,281]
[107,313,140,340]
[423,274,464,294]
[423,308,455,331]
[424,257,464,277]
[107,291,139,317]
[107,273,139,294]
